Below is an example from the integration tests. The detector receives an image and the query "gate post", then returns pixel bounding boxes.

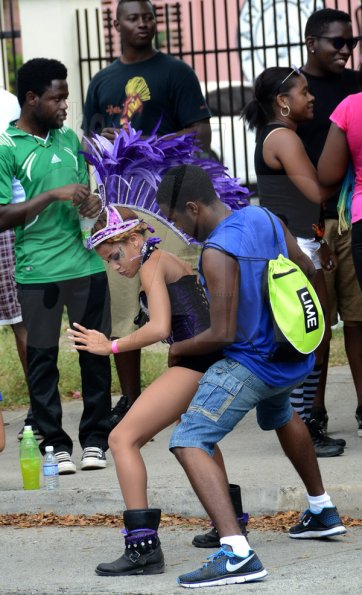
[18,0,102,134]
[0,42,5,89]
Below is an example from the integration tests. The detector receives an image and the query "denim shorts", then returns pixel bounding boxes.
[169,358,295,456]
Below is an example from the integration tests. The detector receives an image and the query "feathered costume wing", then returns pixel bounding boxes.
[82,122,251,243]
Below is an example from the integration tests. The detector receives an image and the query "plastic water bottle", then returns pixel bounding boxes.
[19,426,41,490]
[43,445,59,490]
[79,215,98,247]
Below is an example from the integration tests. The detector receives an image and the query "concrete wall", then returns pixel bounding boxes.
[18,0,103,135]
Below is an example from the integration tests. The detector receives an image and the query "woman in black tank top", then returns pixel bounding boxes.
[243,66,334,239]
[243,66,338,451]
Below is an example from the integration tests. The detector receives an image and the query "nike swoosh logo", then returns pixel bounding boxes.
[302,518,312,527]
[226,553,255,572]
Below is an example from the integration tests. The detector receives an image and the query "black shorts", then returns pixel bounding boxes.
[178,352,224,373]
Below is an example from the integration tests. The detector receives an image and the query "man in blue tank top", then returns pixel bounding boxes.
[156,164,346,588]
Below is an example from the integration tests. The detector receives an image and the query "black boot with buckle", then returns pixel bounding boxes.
[95,508,165,576]
[192,484,248,548]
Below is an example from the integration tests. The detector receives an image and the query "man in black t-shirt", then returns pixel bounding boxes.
[81,1,211,424]
[295,8,362,444]
[82,52,211,143]
[82,1,211,148]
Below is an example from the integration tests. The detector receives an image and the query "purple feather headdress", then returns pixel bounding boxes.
[82,122,250,245]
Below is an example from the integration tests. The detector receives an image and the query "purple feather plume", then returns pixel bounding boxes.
[82,123,251,243]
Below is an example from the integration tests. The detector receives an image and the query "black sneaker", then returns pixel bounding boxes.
[17,424,44,442]
[309,407,346,447]
[54,451,76,475]
[99,396,130,432]
[322,434,346,447]
[306,419,344,457]
[356,406,362,437]
[289,507,346,539]
[310,406,329,432]
[177,545,267,587]
[96,532,165,576]
[192,515,249,548]
[81,447,107,470]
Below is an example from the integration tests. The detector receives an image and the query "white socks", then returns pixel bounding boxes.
[308,491,333,513]
[220,535,251,558]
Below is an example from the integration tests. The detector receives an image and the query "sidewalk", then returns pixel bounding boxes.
[1,365,361,518]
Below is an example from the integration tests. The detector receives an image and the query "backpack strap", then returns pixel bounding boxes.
[259,207,282,255]
[198,242,238,282]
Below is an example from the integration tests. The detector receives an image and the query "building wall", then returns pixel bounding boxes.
[18,0,103,134]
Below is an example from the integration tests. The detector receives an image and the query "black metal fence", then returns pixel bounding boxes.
[0,0,21,91]
[76,0,362,185]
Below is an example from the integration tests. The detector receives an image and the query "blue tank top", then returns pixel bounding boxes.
[200,207,314,387]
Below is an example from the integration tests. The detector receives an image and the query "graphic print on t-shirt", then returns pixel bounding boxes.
[106,77,151,128]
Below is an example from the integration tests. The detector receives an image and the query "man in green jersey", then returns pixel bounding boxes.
[0,58,112,474]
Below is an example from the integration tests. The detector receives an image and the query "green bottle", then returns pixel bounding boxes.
[19,425,41,490]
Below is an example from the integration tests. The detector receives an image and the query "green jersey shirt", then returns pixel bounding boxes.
[0,124,104,283]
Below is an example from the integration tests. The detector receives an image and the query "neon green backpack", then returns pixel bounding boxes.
[262,209,325,362]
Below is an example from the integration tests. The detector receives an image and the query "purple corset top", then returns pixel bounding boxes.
[138,275,210,344]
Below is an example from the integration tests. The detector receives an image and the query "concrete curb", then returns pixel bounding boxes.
[1,365,361,518]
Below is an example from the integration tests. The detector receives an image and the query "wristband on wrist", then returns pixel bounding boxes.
[111,339,120,354]
[319,238,328,246]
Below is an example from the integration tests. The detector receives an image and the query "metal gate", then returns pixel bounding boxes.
[77,0,362,185]
[0,0,21,91]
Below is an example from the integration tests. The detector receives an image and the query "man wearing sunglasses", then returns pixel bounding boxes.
[295,8,362,450]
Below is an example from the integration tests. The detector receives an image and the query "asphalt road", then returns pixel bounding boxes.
[1,525,361,594]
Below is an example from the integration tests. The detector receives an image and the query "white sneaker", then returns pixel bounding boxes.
[81,447,107,470]
[54,451,76,474]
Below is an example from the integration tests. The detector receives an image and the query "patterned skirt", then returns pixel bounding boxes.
[0,229,22,325]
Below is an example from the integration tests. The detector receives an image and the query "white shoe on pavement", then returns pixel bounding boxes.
[81,447,107,470]
[54,451,76,474]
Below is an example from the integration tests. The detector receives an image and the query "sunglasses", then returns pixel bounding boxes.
[314,36,359,51]
[278,65,302,93]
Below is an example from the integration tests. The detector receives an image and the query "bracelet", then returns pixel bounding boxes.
[319,238,328,246]
[111,339,120,354]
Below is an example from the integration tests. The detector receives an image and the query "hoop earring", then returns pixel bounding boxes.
[281,105,290,117]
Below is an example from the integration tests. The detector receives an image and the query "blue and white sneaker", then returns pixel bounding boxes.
[177,545,267,588]
[289,507,346,539]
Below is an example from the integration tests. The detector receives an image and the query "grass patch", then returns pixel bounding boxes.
[329,326,347,367]
[0,323,167,408]
[0,323,347,408]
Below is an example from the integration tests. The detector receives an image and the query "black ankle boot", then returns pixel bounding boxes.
[309,407,346,447]
[98,396,130,432]
[96,508,165,576]
[310,406,329,432]
[192,484,248,548]
[109,396,130,428]
[306,419,345,456]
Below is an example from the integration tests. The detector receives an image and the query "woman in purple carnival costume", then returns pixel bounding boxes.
[67,124,250,577]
